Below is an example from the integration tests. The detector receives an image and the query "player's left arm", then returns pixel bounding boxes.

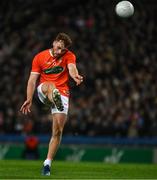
[68,63,83,86]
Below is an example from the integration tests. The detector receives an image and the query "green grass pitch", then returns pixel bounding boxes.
[0,160,157,179]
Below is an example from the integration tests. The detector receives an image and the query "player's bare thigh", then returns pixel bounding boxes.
[52,113,67,131]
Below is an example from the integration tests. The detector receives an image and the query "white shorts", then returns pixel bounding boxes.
[37,83,69,114]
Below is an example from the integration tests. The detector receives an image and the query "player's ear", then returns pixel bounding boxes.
[52,40,57,47]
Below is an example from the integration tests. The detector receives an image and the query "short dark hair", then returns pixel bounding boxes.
[55,33,72,48]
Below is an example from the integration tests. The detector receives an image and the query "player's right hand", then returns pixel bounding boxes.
[20,100,32,115]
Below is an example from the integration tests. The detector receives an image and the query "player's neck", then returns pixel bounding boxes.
[49,48,54,57]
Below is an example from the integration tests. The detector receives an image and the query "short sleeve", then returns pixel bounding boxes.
[31,54,41,74]
[66,53,76,65]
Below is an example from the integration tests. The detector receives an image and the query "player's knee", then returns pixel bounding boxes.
[41,82,55,95]
[53,128,63,139]
[41,83,49,95]
[47,84,55,94]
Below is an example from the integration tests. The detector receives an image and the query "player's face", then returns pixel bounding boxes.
[52,40,66,58]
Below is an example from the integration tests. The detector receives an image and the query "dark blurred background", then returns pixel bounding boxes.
[0,0,157,139]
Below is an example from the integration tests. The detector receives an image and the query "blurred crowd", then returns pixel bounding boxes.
[0,0,157,137]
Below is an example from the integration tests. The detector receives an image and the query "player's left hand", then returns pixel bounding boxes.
[73,75,83,86]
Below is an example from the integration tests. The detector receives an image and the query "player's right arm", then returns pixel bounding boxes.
[20,73,39,115]
[20,53,41,115]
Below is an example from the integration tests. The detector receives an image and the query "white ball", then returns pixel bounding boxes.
[115,1,134,18]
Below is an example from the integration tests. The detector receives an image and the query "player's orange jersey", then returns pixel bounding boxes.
[31,49,76,97]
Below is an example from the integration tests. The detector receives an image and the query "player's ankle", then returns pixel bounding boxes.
[53,88,59,93]
[44,159,52,167]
